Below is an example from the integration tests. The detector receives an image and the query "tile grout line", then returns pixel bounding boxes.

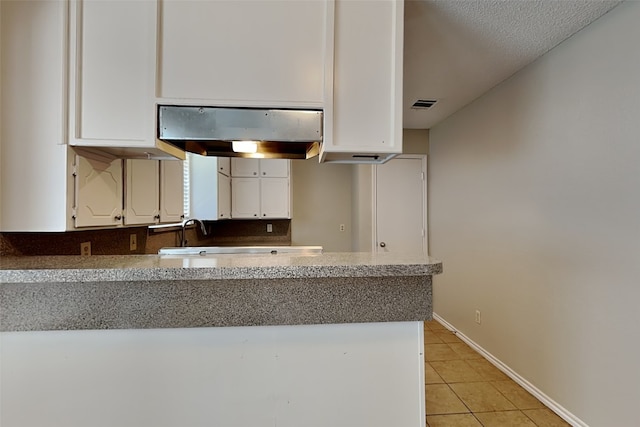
[430,316,578,426]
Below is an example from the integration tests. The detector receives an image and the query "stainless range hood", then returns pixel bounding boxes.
[158,106,322,160]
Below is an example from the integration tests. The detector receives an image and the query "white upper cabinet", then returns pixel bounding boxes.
[0,0,72,232]
[158,0,329,108]
[231,158,289,178]
[259,178,291,219]
[231,177,290,219]
[125,159,160,225]
[217,157,231,177]
[217,173,232,220]
[68,0,182,159]
[188,154,232,221]
[159,160,185,223]
[230,158,261,178]
[257,159,289,178]
[320,0,404,163]
[231,178,261,219]
[231,159,291,219]
[125,159,184,225]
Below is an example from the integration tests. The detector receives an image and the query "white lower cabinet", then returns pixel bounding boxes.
[159,160,186,223]
[125,159,184,225]
[124,159,159,225]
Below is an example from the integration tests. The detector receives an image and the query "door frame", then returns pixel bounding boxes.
[372,154,428,255]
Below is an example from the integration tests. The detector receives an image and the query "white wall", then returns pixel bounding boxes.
[429,2,640,426]
[291,159,353,252]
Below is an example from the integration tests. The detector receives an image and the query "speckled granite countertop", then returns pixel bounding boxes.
[0,252,442,332]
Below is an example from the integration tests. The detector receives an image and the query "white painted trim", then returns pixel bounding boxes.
[432,313,589,427]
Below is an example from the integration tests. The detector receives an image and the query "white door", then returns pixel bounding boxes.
[374,156,427,255]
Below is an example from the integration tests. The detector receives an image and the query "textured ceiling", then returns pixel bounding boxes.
[403,0,623,129]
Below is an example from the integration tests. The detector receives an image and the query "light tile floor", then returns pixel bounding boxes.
[424,320,571,427]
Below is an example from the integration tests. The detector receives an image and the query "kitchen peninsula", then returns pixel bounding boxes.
[0,252,441,427]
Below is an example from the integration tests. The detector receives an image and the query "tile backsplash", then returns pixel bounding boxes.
[0,220,291,256]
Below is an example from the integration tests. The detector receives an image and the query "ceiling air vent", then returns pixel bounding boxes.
[411,99,438,109]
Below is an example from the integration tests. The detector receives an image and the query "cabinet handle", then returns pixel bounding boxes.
[154,214,160,220]
[114,215,122,221]
[262,172,266,175]
[254,213,258,217]
[253,172,257,175]
[379,242,386,248]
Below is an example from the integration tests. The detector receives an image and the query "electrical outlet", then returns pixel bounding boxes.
[339,224,345,232]
[266,223,273,233]
[475,310,481,325]
[80,241,91,256]
[130,234,137,251]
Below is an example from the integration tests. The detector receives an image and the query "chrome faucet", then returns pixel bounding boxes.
[181,218,208,247]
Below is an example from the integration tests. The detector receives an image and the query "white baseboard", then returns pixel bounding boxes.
[432,313,588,427]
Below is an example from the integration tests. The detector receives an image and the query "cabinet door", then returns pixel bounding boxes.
[259,159,290,178]
[260,178,290,219]
[231,178,261,218]
[320,0,403,163]
[218,173,232,219]
[75,156,123,228]
[69,0,156,146]
[159,0,327,106]
[125,159,160,225]
[159,160,185,223]
[218,157,231,177]
[231,158,260,177]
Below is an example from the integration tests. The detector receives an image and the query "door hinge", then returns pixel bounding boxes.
[421,172,425,180]
[421,229,425,237]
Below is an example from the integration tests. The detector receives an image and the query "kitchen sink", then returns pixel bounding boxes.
[158,246,323,256]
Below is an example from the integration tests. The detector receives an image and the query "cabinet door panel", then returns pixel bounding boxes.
[231,178,260,218]
[73,0,155,142]
[125,160,160,225]
[160,160,185,223]
[218,174,231,219]
[75,156,123,227]
[321,0,403,162]
[218,157,231,177]
[231,158,260,177]
[159,0,326,105]
[260,178,290,219]
[259,159,289,178]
